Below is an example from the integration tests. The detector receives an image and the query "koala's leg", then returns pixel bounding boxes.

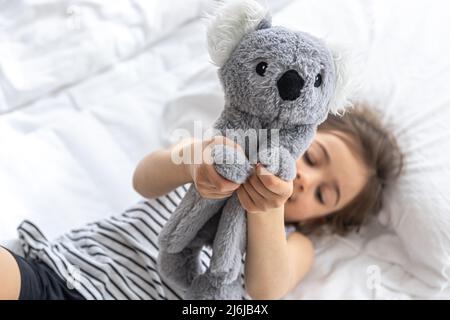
[158,185,226,253]
[212,144,254,184]
[157,212,221,291]
[158,246,202,291]
[185,194,247,300]
[186,270,243,300]
[209,193,247,284]
[258,146,297,181]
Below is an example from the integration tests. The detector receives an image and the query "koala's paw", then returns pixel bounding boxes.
[258,147,296,181]
[212,144,253,184]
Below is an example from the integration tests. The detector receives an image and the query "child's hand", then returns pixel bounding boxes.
[185,136,243,199]
[236,164,293,214]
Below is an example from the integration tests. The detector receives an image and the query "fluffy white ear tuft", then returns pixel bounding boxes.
[206,0,269,67]
[327,43,363,116]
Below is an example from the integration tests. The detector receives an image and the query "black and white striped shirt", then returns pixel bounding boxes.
[17,184,295,300]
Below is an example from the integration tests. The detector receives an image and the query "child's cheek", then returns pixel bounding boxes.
[293,195,318,220]
[285,198,304,221]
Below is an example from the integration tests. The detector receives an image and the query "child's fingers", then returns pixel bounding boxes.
[196,180,233,198]
[201,136,242,192]
[242,180,265,205]
[205,163,240,192]
[255,164,283,194]
[209,136,245,153]
[236,186,256,212]
[247,170,279,199]
[256,164,293,198]
[248,173,287,209]
[194,161,236,192]
[200,190,234,199]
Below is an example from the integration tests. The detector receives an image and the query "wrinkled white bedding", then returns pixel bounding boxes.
[1,0,450,299]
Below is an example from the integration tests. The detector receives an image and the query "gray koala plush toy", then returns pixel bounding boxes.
[158,0,352,300]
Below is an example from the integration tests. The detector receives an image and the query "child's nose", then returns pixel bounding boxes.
[295,168,317,193]
[295,172,306,192]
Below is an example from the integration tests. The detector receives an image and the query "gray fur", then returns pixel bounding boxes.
[158,7,338,300]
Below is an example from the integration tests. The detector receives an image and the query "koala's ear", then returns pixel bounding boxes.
[327,44,361,116]
[206,0,270,67]
[256,16,272,30]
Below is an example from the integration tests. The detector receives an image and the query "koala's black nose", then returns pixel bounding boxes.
[277,70,304,101]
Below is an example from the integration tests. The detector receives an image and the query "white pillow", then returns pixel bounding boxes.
[360,0,450,294]
[376,103,450,295]
[273,0,450,295]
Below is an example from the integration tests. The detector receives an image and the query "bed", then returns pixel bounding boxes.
[1,0,449,299]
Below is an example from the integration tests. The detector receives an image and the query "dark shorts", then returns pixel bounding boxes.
[5,248,85,300]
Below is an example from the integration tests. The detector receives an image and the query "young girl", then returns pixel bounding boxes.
[0,103,403,300]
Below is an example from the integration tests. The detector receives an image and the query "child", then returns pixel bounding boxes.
[0,103,403,300]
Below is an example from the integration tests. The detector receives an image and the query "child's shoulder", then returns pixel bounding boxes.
[286,228,315,254]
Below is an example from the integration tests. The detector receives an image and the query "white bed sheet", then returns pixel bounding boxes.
[1,0,449,299]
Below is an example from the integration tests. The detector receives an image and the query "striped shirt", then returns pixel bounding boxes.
[17,184,295,300]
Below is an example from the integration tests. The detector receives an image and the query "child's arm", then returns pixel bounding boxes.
[133,137,241,199]
[132,138,193,199]
[239,164,314,300]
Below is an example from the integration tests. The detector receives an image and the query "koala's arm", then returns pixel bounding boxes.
[258,124,316,181]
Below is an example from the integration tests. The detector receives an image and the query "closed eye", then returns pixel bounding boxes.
[304,152,325,205]
[304,151,314,166]
[315,188,324,204]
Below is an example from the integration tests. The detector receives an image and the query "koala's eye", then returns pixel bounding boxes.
[314,73,322,87]
[256,62,268,76]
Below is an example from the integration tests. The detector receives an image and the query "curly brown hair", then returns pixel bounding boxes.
[293,102,404,236]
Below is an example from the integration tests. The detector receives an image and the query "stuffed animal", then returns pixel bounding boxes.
[158,0,353,300]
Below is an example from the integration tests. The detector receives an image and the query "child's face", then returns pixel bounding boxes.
[284,131,369,223]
